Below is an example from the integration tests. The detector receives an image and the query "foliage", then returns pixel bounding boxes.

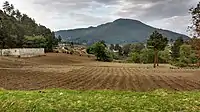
[189,2,200,37]
[159,46,171,63]
[58,35,62,43]
[86,46,94,54]
[140,48,155,64]
[173,61,188,67]
[109,44,115,51]
[171,44,198,67]
[147,31,168,67]
[179,44,198,65]
[189,2,200,66]
[130,43,145,53]
[129,52,140,63]
[127,48,155,64]
[122,44,131,56]
[87,42,113,62]
[0,1,58,51]
[24,35,47,48]
[147,31,168,51]
[189,37,200,66]
[171,37,184,61]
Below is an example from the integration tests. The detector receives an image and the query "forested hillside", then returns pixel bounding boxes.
[56,19,189,44]
[0,1,58,51]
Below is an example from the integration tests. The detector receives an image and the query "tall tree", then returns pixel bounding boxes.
[147,31,168,68]
[2,1,10,14]
[189,2,200,66]
[0,1,58,51]
[171,37,184,61]
[15,9,22,21]
[189,2,200,37]
[10,4,15,16]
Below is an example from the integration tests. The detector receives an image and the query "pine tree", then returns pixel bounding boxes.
[147,31,168,68]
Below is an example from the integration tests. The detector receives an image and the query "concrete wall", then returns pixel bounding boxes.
[0,48,45,57]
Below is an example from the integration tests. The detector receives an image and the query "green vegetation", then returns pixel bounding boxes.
[171,37,184,61]
[87,41,113,62]
[0,89,200,112]
[189,2,200,67]
[0,1,58,52]
[147,31,168,68]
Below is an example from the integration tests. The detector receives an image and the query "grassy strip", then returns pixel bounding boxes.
[0,89,200,112]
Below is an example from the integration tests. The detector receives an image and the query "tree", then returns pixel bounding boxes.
[189,2,200,66]
[179,44,196,65]
[122,44,131,56]
[2,1,10,14]
[147,31,168,68]
[129,52,140,63]
[171,37,184,61]
[140,48,154,64]
[93,42,106,61]
[159,46,171,63]
[15,9,22,21]
[0,2,58,51]
[10,4,15,16]
[114,44,122,55]
[189,2,200,37]
[88,42,112,62]
[99,40,106,47]
[130,43,145,53]
[114,44,120,51]
[109,44,115,51]
[58,35,62,43]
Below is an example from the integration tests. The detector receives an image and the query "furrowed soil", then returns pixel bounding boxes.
[0,53,200,91]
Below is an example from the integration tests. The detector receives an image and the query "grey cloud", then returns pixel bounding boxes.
[32,0,196,21]
[116,0,197,21]
[9,0,198,34]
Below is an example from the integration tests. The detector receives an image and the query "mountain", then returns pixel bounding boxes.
[55,18,190,44]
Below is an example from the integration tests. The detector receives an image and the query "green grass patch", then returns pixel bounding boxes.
[0,89,200,112]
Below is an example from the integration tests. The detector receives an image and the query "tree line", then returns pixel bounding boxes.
[87,31,200,68]
[0,1,59,52]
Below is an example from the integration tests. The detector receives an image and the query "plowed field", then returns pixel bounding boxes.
[0,53,200,91]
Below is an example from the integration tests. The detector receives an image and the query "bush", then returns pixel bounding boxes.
[129,52,140,63]
[140,49,154,64]
[173,61,187,67]
[87,42,113,62]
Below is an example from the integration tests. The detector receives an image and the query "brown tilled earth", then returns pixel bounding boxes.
[0,53,200,91]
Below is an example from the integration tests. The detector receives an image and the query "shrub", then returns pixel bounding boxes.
[129,52,140,63]
[87,42,113,62]
[173,61,187,67]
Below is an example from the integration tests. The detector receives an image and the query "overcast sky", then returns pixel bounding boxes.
[1,0,198,35]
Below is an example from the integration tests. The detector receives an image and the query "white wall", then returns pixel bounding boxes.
[1,48,45,57]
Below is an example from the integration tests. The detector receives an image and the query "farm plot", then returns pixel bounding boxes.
[0,65,200,91]
[0,53,200,91]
